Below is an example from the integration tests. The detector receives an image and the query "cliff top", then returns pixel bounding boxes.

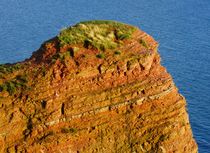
[0,20,197,153]
[0,20,158,96]
[58,20,137,49]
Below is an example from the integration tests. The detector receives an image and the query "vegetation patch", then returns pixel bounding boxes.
[52,51,71,62]
[114,50,121,55]
[61,127,77,134]
[58,20,137,51]
[96,53,105,59]
[0,63,22,74]
[139,38,148,48]
[41,67,47,76]
[0,74,28,95]
[69,47,79,57]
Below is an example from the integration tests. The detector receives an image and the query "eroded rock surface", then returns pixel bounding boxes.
[0,21,197,153]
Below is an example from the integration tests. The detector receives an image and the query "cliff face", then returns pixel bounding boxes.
[0,21,197,153]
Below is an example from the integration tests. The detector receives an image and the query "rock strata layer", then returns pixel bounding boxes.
[0,21,197,153]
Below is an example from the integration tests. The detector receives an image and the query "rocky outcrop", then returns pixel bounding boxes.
[0,20,197,153]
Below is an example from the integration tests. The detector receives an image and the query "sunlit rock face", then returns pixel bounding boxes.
[0,21,197,153]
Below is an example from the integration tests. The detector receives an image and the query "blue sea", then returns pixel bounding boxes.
[0,0,209,152]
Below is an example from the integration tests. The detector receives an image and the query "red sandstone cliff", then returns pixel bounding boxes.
[0,21,197,153]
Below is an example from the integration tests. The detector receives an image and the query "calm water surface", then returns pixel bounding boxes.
[0,0,209,152]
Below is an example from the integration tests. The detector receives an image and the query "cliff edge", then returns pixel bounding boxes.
[0,20,197,153]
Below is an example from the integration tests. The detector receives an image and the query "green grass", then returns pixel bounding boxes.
[52,51,71,61]
[139,39,148,48]
[96,53,105,59]
[116,33,130,40]
[0,74,28,95]
[58,20,137,50]
[0,63,22,74]
[0,81,17,95]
